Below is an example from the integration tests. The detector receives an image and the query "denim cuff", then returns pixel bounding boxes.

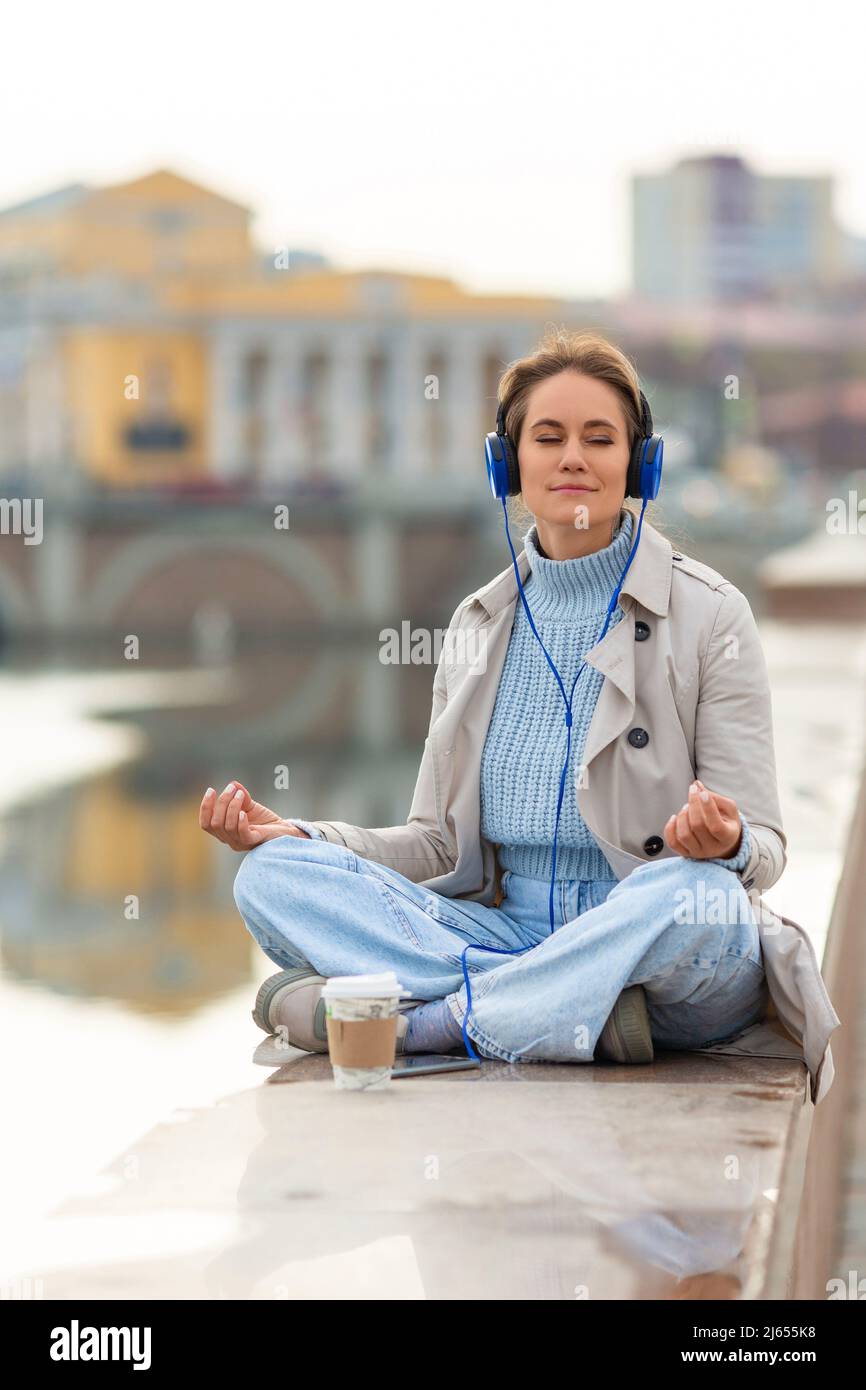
[286,818,325,841]
[706,813,751,874]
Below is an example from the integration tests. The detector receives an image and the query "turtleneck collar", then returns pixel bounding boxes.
[521,506,636,620]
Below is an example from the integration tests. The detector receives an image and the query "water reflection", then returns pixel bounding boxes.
[14,1058,791,1300]
[0,644,435,1017]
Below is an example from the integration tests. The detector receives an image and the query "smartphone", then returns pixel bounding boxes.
[391,1052,481,1077]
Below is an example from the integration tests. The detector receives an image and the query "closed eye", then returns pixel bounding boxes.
[537,436,612,444]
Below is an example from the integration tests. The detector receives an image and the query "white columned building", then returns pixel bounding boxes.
[384,325,434,480]
[209,331,248,481]
[324,330,367,482]
[445,329,486,483]
[262,335,307,482]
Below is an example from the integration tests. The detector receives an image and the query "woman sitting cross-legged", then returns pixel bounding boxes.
[199,329,780,1068]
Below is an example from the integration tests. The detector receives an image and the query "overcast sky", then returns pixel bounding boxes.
[3,0,860,299]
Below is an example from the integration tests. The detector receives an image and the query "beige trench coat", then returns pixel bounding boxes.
[305,509,841,1104]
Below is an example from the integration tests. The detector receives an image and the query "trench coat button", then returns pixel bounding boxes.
[627,727,649,748]
[643,835,664,855]
[634,620,651,641]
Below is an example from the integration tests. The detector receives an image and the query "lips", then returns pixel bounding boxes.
[552,485,596,492]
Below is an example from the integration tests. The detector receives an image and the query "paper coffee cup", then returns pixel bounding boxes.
[321,972,410,1091]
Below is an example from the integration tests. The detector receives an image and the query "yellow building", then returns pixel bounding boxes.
[0,168,561,489]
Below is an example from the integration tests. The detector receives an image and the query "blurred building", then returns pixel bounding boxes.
[0,163,863,645]
[0,168,559,492]
[631,152,866,305]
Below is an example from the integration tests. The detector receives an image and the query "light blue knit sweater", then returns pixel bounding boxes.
[292,508,751,881]
[477,509,751,882]
[479,510,634,881]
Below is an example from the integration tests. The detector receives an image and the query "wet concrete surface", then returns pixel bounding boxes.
[17,1045,806,1301]
[2,621,862,1300]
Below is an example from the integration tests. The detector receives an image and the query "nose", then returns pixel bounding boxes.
[556,444,591,472]
[555,433,591,465]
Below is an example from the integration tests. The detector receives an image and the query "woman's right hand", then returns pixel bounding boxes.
[199,781,311,851]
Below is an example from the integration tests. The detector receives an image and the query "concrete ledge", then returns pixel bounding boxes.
[27,1042,811,1300]
[775,750,866,1299]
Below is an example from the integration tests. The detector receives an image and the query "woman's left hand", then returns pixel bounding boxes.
[664,780,743,860]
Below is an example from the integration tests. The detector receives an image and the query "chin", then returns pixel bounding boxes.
[547,493,597,520]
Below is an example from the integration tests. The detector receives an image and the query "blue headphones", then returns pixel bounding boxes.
[484,387,664,504]
[457,384,665,1061]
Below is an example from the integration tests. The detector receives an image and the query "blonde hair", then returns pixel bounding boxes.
[495,325,670,535]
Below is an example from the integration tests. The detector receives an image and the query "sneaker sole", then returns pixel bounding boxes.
[597,985,654,1063]
[252,969,328,1044]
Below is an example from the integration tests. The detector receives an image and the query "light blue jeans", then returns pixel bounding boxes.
[232,836,769,1062]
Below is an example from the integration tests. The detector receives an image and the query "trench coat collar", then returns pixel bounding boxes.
[469,507,673,621]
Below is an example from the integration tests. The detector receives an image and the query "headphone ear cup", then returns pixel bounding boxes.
[484,430,510,498]
[627,434,664,501]
[625,437,642,498]
[503,434,521,495]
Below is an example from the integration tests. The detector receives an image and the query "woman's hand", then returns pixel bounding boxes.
[199,781,311,851]
[664,780,743,860]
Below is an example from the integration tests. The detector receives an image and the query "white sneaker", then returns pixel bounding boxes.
[594,985,654,1064]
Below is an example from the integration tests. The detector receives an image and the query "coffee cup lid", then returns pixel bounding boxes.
[321,971,410,1000]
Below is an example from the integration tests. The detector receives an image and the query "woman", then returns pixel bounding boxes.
[200,329,781,1068]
